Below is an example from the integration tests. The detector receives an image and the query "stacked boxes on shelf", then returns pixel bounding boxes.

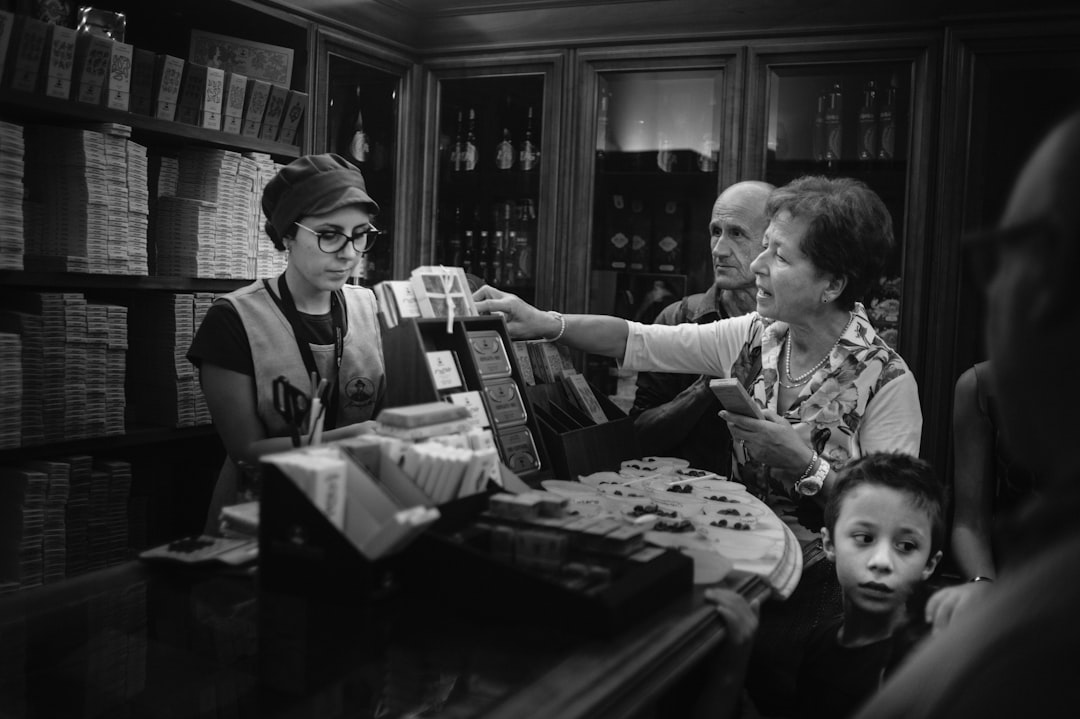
[0,293,128,445]
[0,120,25,271]
[0,456,135,594]
[152,148,284,279]
[21,124,149,275]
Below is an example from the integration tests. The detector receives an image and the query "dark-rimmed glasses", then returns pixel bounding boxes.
[961,217,1059,290]
[295,221,385,255]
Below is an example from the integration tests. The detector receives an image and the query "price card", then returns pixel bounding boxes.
[426,350,464,391]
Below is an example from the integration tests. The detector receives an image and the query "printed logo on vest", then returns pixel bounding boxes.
[345,376,377,407]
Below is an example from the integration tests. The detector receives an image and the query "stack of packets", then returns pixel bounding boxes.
[372,401,503,502]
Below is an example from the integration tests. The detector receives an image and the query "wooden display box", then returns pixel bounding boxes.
[525,382,637,480]
[381,316,549,482]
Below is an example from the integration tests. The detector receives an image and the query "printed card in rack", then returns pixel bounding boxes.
[410,266,478,319]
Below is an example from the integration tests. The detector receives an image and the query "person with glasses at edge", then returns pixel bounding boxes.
[188,154,387,533]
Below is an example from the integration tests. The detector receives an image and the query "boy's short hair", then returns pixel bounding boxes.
[824,452,946,555]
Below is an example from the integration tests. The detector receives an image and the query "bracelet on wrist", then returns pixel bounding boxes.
[529,308,570,343]
[798,451,819,481]
[968,576,995,584]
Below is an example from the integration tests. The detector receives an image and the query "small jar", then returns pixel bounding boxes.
[76,5,126,41]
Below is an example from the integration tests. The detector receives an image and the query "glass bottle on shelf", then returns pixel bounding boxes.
[451,110,466,172]
[462,229,476,275]
[824,81,844,164]
[492,230,505,284]
[596,87,610,169]
[698,101,719,173]
[519,105,538,172]
[477,229,491,280]
[495,96,515,171]
[812,92,827,163]
[464,108,478,172]
[877,77,897,161]
[503,231,518,286]
[348,94,369,165]
[857,80,878,162]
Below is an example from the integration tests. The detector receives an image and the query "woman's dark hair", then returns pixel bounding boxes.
[766,176,894,310]
[824,452,946,556]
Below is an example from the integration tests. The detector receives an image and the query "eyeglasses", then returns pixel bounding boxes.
[961,217,1058,290]
[295,221,385,255]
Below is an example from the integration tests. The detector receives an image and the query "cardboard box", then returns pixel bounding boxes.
[220,71,247,134]
[42,23,77,100]
[74,31,113,104]
[103,41,134,111]
[259,82,289,141]
[152,54,185,121]
[8,15,49,93]
[240,77,271,138]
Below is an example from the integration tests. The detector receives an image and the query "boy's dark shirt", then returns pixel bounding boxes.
[630,284,733,474]
[796,611,929,719]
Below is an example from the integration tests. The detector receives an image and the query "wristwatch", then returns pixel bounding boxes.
[795,455,830,497]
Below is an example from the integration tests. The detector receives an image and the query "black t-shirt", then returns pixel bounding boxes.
[796,614,927,719]
[187,301,336,376]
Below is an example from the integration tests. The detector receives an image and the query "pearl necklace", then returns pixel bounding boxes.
[780,313,854,389]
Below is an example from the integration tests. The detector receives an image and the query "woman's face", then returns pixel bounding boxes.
[285,204,374,295]
[750,209,832,322]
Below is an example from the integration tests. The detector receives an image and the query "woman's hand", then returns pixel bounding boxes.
[720,408,810,475]
[925,580,995,633]
[472,285,561,341]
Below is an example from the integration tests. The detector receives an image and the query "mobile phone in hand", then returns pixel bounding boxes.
[709,378,764,419]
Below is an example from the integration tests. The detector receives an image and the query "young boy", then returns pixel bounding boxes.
[795,452,944,719]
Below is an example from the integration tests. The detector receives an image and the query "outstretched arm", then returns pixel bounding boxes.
[473,284,630,358]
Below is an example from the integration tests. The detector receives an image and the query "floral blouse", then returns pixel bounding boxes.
[622,303,922,539]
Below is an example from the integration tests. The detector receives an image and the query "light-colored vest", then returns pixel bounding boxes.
[223,279,385,434]
[204,279,385,532]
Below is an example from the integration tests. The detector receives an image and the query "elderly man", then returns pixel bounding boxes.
[852,111,1080,717]
[629,180,773,475]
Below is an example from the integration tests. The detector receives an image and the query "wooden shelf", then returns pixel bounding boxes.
[0,271,251,293]
[0,89,301,160]
[0,425,220,462]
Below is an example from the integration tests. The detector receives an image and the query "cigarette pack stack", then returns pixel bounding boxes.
[243,152,285,277]
[125,140,150,275]
[105,304,128,435]
[98,460,132,564]
[63,294,89,440]
[85,303,109,437]
[12,467,47,589]
[0,333,21,449]
[22,126,149,275]
[192,294,214,425]
[63,455,93,578]
[86,466,111,571]
[24,460,69,584]
[0,120,25,271]
[0,308,44,446]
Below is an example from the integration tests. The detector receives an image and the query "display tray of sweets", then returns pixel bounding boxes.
[554,456,802,599]
[396,489,694,637]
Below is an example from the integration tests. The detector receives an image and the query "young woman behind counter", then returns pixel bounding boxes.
[187,153,387,533]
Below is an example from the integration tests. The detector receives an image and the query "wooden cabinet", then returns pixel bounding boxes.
[924,17,1080,475]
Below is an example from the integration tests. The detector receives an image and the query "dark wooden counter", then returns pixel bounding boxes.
[0,557,756,718]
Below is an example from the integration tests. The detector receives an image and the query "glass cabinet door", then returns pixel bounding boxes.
[570,47,743,399]
[423,53,565,309]
[436,75,544,303]
[316,33,411,286]
[745,37,936,364]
